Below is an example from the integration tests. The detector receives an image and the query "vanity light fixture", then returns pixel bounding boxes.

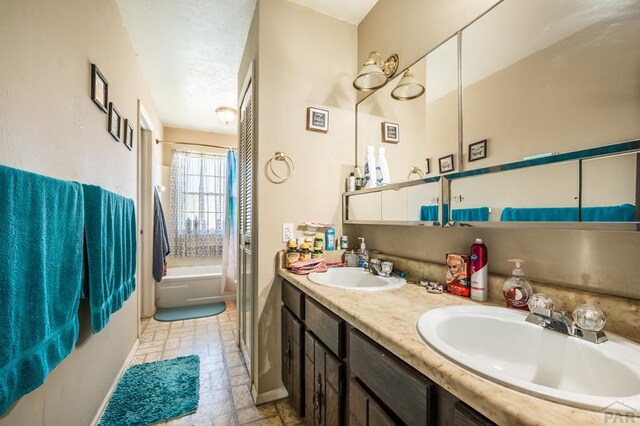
[353,51,399,91]
[391,69,425,100]
[215,106,238,125]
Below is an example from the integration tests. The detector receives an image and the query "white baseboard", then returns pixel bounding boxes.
[252,385,289,405]
[90,339,140,426]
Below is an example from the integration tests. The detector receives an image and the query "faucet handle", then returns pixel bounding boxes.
[528,293,555,312]
[573,304,606,332]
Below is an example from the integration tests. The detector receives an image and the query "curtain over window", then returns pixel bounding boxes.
[169,150,227,257]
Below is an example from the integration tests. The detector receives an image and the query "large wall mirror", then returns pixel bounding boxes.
[349,0,639,229]
[461,0,640,170]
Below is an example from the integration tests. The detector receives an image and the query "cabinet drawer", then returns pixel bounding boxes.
[350,330,434,426]
[305,297,344,357]
[282,279,305,319]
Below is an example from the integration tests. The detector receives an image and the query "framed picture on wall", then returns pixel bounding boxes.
[381,122,399,143]
[468,139,488,162]
[123,119,134,151]
[90,64,108,113]
[439,154,454,173]
[424,158,431,175]
[108,103,121,142]
[306,107,329,133]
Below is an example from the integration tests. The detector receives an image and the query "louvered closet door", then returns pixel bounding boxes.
[238,77,254,370]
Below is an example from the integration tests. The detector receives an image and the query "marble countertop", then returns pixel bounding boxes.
[279,268,617,426]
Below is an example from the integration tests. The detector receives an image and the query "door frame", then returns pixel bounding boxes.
[136,100,155,335]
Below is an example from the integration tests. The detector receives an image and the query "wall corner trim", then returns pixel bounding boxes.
[252,384,289,405]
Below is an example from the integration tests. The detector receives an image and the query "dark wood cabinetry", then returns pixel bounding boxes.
[281,279,495,426]
[282,305,304,416]
[304,331,344,426]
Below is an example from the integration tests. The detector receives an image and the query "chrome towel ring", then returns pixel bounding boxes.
[268,152,295,183]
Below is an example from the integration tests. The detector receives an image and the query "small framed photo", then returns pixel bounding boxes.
[381,122,399,143]
[306,107,329,133]
[108,103,121,142]
[424,158,431,175]
[123,119,134,151]
[439,154,455,174]
[468,139,488,162]
[91,64,108,113]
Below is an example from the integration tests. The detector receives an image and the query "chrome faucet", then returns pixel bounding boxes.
[525,306,608,344]
[362,259,382,276]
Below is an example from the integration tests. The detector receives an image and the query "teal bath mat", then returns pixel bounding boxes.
[99,355,200,425]
[154,302,226,322]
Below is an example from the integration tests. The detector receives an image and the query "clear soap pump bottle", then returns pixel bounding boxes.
[502,259,533,310]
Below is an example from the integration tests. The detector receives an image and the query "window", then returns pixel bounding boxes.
[168,150,227,257]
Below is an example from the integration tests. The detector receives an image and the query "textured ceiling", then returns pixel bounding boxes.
[116,0,257,134]
[116,0,375,134]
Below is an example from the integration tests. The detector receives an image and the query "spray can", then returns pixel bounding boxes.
[325,226,335,251]
[470,238,488,302]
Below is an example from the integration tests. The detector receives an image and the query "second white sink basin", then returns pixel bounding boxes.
[308,267,405,291]
[417,305,640,414]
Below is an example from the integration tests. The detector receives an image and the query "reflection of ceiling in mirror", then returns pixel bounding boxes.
[462,0,638,86]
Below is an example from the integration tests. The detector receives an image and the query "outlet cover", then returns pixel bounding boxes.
[282,223,294,242]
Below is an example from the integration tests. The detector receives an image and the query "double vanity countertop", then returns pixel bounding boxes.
[279,268,618,426]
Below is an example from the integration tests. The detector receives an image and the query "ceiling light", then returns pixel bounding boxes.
[353,51,399,91]
[215,107,238,124]
[391,69,425,100]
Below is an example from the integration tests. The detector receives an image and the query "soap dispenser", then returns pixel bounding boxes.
[503,259,533,310]
[357,237,369,267]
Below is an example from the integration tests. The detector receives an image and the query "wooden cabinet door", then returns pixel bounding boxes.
[282,306,304,417]
[304,331,344,425]
[349,379,396,426]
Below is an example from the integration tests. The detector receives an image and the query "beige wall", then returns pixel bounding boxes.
[0,0,163,424]
[355,0,640,300]
[160,127,236,269]
[241,0,357,398]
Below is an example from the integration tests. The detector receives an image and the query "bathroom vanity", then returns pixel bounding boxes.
[279,268,631,425]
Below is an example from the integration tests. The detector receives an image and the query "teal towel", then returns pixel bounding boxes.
[452,207,490,222]
[82,185,137,333]
[419,205,439,221]
[0,165,84,416]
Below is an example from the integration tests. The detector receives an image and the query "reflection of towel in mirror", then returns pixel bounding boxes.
[153,188,170,282]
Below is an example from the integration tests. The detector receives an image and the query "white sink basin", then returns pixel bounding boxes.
[417,305,640,414]
[308,267,405,291]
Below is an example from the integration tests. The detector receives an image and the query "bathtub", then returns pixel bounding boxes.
[157,265,236,308]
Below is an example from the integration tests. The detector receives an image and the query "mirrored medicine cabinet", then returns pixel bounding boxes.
[349,0,640,230]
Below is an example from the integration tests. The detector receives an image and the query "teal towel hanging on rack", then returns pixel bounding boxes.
[0,165,85,416]
[82,185,137,333]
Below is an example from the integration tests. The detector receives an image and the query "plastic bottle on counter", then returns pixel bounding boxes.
[357,237,369,267]
[377,147,390,185]
[325,226,335,250]
[285,240,300,269]
[299,242,312,262]
[363,146,378,188]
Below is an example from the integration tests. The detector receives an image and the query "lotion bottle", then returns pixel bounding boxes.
[364,146,377,188]
[377,147,390,185]
[357,237,369,267]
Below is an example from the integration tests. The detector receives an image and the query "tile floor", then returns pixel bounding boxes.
[134,302,302,426]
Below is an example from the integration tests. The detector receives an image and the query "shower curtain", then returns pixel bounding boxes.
[222,149,238,293]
